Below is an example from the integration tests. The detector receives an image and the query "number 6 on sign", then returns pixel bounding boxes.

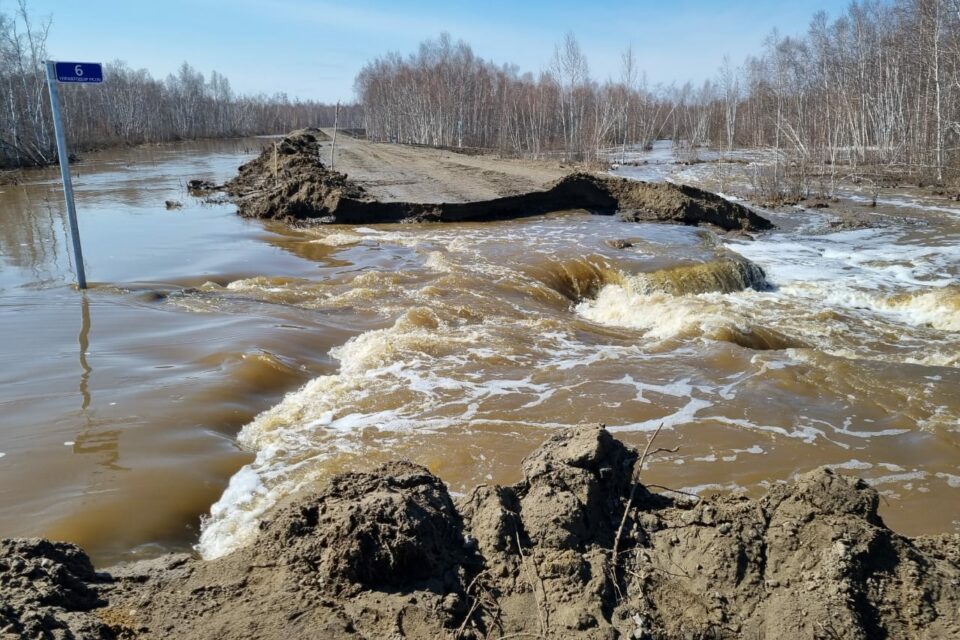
[53,62,103,83]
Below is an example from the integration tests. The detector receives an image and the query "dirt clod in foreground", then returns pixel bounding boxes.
[217,130,773,232]
[0,539,113,639]
[2,426,958,639]
[259,460,474,596]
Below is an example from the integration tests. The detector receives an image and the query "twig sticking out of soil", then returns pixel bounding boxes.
[644,484,702,503]
[611,424,678,567]
[453,573,483,639]
[514,530,548,638]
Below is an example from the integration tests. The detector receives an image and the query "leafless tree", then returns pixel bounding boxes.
[8,0,960,189]
[0,2,361,170]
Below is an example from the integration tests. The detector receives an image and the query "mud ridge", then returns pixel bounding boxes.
[211,130,772,232]
[3,426,958,639]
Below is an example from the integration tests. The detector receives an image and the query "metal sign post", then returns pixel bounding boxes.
[44,61,104,290]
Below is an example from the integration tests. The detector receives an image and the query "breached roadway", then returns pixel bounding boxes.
[195,129,773,232]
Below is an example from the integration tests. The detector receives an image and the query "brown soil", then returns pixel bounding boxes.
[3,427,958,639]
[0,170,22,186]
[211,130,772,232]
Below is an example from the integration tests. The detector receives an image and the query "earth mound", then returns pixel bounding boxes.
[257,460,474,595]
[214,130,772,232]
[0,538,114,640]
[3,426,958,639]
[223,128,370,221]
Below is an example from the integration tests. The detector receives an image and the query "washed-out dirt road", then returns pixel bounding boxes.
[221,130,770,230]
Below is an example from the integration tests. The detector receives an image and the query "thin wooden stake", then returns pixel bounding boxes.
[330,100,340,170]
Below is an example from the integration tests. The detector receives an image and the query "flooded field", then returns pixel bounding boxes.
[1,140,957,566]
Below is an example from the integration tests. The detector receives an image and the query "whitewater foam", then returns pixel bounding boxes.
[575,223,960,369]
[198,208,959,561]
[936,472,960,488]
[309,231,364,246]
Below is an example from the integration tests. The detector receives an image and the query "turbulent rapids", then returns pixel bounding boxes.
[187,204,960,561]
[531,252,769,303]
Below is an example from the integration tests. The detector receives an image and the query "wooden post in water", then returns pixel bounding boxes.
[330,101,340,170]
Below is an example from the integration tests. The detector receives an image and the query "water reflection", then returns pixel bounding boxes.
[71,294,127,472]
[79,294,91,410]
[0,178,69,284]
[73,419,127,473]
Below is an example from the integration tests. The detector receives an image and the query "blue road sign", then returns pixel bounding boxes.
[54,62,103,84]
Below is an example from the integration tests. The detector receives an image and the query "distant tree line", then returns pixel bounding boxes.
[0,1,362,169]
[357,0,960,187]
[7,0,960,189]
[355,32,666,161]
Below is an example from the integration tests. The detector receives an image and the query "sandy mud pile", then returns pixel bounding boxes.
[0,539,114,639]
[211,130,771,232]
[2,427,958,639]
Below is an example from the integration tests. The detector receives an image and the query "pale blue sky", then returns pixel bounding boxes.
[24,0,852,102]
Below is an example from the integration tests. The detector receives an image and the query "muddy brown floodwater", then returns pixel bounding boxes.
[0,138,958,568]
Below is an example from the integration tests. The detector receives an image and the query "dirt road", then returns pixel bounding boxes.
[317,130,568,203]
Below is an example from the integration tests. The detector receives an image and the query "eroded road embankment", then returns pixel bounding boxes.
[2,426,958,639]
[195,129,772,232]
